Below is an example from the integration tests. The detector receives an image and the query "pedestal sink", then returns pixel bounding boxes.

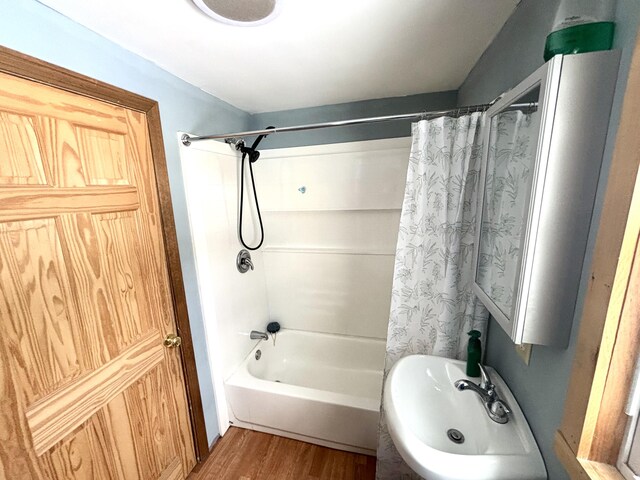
[384,355,546,480]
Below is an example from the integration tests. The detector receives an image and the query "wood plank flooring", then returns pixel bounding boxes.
[188,427,376,480]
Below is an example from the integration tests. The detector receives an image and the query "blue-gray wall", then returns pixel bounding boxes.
[1,0,253,444]
[458,1,640,479]
[249,91,457,149]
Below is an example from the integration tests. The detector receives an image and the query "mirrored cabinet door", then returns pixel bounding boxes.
[472,51,620,347]
[476,86,542,324]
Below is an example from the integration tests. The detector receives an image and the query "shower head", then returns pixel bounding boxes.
[192,0,283,26]
[240,147,261,163]
[238,126,275,163]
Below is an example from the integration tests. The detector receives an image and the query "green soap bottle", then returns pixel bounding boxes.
[466,330,482,377]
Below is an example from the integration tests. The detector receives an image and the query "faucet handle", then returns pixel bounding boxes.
[489,399,511,420]
[478,364,493,391]
[237,249,254,273]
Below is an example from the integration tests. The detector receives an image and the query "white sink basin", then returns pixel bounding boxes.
[384,355,546,480]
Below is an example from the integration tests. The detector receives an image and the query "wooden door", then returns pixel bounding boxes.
[0,70,196,479]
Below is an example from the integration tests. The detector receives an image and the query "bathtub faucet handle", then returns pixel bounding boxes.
[237,249,254,273]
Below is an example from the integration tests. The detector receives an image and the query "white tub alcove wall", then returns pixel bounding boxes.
[180,135,410,449]
[179,135,271,436]
[257,138,411,340]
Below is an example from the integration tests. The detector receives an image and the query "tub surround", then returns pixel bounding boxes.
[258,137,411,340]
[180,138,271,435]
[180,139,270,382]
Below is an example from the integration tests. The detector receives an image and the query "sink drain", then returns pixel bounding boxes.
[447,429,465,444]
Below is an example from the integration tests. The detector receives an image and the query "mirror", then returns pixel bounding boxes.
[475,86,542,321]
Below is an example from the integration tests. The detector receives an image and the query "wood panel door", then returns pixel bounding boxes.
[0,70,196,479]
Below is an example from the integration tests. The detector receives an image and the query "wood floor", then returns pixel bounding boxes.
[188,427,376,480]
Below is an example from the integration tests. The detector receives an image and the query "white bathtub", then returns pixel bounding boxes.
[225,329,386,455]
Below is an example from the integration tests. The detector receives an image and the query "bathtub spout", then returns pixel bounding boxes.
[250,330,268,340]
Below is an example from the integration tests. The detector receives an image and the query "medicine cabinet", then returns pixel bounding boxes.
[473,50,620,347]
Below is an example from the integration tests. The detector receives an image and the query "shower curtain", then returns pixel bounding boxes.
[376,112,489,479]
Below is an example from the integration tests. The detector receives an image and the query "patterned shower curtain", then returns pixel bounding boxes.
[376,113,489,479]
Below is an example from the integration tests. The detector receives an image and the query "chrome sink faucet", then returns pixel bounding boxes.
[454,364,511,424]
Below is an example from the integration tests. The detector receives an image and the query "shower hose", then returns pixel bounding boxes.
[238,127,274,250]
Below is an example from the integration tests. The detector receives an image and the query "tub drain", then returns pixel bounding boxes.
[447,429,465,444]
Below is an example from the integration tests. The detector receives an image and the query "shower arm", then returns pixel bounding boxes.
[181,102,538,146]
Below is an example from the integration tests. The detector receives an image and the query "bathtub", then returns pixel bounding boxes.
[225,329,386,455]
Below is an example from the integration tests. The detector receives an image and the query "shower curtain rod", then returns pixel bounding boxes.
[181,102,538,146]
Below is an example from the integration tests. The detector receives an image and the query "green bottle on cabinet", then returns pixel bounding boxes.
[466,330,482,377]
[543,0,615,61]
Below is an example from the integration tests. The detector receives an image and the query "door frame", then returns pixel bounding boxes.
[0,45,209,463]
